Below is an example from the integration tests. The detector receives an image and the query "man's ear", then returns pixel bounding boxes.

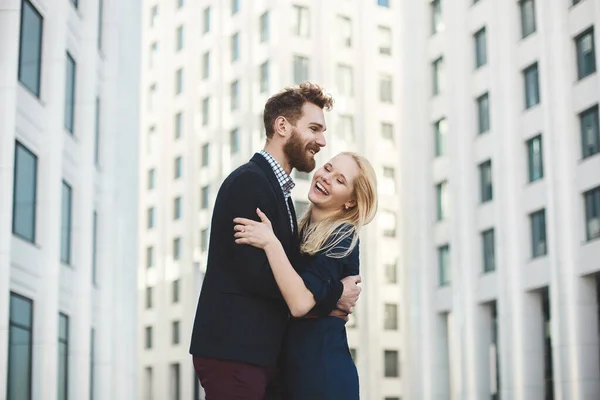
[274,116,289,138]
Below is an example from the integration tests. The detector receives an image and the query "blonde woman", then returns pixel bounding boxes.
[233,152,378,399]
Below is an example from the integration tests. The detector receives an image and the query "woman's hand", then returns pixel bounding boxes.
[233,208,279,250]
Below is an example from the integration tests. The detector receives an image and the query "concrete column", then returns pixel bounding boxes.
[0,0,21,394]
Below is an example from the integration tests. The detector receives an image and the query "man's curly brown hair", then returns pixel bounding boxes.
[263,82,334,139]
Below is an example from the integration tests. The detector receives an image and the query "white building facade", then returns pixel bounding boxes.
[0,0,141,399]
[399,0,600,399]
[138,0,403,399]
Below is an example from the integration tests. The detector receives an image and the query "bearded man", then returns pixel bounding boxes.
[189,82,362,399]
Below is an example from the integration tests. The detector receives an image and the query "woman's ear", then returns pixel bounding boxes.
[344,199,357,209]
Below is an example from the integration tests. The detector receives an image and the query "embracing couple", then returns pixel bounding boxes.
[189,83,378,400]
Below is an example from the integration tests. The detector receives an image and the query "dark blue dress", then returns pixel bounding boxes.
[282,234,360,400]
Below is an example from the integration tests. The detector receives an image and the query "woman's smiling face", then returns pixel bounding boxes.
[308,154,359,212]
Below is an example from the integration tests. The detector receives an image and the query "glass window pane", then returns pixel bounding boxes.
[65,53,76,133]
[10,293,33,327]
[8,325,32,400]
[61,181,72,264]
[13,142,38,242]
[19,0,43,97]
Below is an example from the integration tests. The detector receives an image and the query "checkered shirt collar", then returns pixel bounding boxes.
[259,150,295,197]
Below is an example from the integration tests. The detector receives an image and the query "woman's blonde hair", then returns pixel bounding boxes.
[297,152,378,258]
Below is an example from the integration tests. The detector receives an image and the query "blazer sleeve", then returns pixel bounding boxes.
[227,172,284,300]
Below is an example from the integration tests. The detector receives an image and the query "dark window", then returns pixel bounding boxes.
[65,53,76,134]
[201,186,209,209]
[474,27,487,68]
[580,105,599,158]
[7,293,34,400]
[173,237,181,260]
[530,209,547,258]
[173,279,180,303]
[260,12,269,42]
[174,197,182,220]
[524,62,540,109]
[431,0,443,34]
[92,211,98,285]
[58,313,69,400]
[384,350,399,377]
[432,57,443,96]
[384,304,398,330]
[519,0,536,38]
[584,186,600,241]
[145,326,152,349]
[61,181,73,264]
[527,135,544,182]
[172,321,180,345]
[438,244,451,286]
[94,97,101,165]
[575,28,596,80]
[146,286,153,309]
[477,92,490,134]
[18,0,43,97]
[482,228,495,272]
[436,181,448,221]
[434,118,447,157]
[12,141,38,242]
[201,143,210,167]
[203,7,210,34]
[174,112,183,139]
[231,32,240,62]
[479,160,493,203]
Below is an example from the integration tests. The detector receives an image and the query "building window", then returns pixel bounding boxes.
[18,0,43,98]
[174,112,183,139]
[146,246,154,268]
[384,304,398,330]
[149,42,157,68]
[474,27,487,68]
[382,166,396,194]
[7,292,33,400]
[260,12,269,42]
[479,160,493,203]
[230,80,240,110]
[431,0,443,35]
[336,64,353,97]
[231,0,239,14]
[201,228,209,252]
[94,97,101,166]
[338,115,355,143]
[148,169,156,191]
[580,105,599,158]
[527,135,544,182]
[174,156,182,179]
[92,211,98,285]
[144,367,153,400]
[170,364,181,400]
[230,129,239,154]
[201,185,210,209]
[58,313,69,400]
[294,200,309,218]
[203,7,210,34]
[530,209,547,258]
[381,210,397,237]
[524,62,540,109]
[147,207,155,229]
[293,55,309,84]
[378,26,392,55]
[584,186,600,241]
[150,5,158,27]
[295,170,310,180]
[175,68,183,95]
[384,350,399,377]
[90,328,95,400]
[173,279,180,303]
[173,237,181,260]
[174,197,182,220]
[201,143,210,167]
[519,0,536,38]
[293,5,310,38]
[231,32,240,62]
[12,141,38,243]
[61,181,73,265]
[477,92,490,134]
[202,51,210,79]
[432,57,444,96]
[172,321,180,345]
[436,181,449,221]
[176,25,184,51]
[381,122,394,142]
[380,75,393,103]
[177,0,184,9]
[438,244,451,286]
[378,0,390,7]
[385,260,398,284]
[482,228,495,273]
[260,61,269,93]
[202,97,209,126]
[338,15,352,47]
[148,84,156,111]
[350,348,357,362]
[146,286,153,309]
[145,326,153,349]
[434,118,447,157]
[65,52,76,134]
[576,28,596,80]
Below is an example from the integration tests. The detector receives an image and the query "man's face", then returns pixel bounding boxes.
[284,102,327,173]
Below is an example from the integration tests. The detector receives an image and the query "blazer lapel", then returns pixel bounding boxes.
[250,153,294,239]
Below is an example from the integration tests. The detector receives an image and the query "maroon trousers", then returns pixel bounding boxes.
[193,356,280,400]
